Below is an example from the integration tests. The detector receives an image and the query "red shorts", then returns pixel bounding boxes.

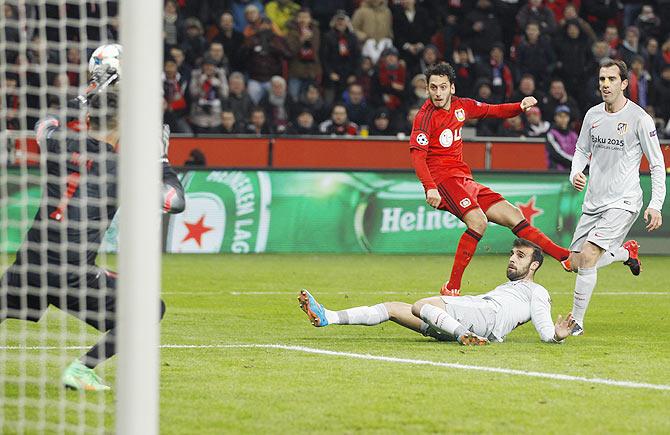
[435,177,505,219]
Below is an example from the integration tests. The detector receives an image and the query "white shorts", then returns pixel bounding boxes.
[439,295,497,340]
[569,208,638,252]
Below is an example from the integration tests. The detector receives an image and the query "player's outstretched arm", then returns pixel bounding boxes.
[553,313,576,342]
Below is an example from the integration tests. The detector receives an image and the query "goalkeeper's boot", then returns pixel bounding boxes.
[571,322,584,336]
[298,289,329,327]
[622,240,641,276]
[457,331,489,346]
[62,360,111,391]
[440,282,461,296]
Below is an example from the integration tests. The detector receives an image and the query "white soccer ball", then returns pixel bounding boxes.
[88,44,123,77]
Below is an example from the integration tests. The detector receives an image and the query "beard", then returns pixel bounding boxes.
[506,264,529,281]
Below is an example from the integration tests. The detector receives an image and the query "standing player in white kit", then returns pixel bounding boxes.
[564,59,666,335]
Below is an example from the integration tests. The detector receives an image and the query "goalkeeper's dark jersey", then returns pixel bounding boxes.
[13,119,184,284]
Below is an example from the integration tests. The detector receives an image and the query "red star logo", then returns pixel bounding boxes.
[516,196,543,225]
[182,215,213,247]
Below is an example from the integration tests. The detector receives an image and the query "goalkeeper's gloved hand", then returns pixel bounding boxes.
[76,65,120,107]
[160,124,170,163]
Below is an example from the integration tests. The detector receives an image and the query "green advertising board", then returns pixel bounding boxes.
[163,170,669,254]
[2,170,668,255]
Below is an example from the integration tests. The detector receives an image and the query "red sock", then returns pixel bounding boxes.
[448,229,482,290]
[512,219,570,261]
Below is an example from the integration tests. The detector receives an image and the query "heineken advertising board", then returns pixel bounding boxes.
[164,170,668,254]
[2,170,668,255]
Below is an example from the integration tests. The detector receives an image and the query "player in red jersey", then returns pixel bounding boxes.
[410,62,570,295]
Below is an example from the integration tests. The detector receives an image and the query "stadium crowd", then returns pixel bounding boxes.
[3,0,670,146]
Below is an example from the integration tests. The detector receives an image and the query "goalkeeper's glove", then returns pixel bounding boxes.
[76,65,120,107]
[160,124,170,163]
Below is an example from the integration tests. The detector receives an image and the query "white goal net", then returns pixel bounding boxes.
[0,1,162,433]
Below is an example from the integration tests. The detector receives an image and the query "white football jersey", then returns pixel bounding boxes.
[479,280,555,342]
[570,100,666,214]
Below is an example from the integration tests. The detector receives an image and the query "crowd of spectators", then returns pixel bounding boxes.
[4,0,670,150]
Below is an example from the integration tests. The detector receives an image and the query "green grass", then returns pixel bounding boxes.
[2,254,670,433]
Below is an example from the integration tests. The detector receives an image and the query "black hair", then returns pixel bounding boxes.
[425,62,456,86]
[600,58,629,81]
[512,238,544,269]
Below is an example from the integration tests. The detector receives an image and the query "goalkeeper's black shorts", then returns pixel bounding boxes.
[0,264,117,331]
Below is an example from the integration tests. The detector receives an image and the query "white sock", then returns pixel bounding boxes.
[419,304,466,338]
[596,246,629,269]
[572,267,597,326]
[333,303,389,326]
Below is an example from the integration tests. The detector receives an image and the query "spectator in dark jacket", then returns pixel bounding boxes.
[619,26,642,67]
[516,0,557,35]
[391,0,435,76]
[368,108,397,136]
[181,17,208,66]
[287,109,319,134]
[321,10,360,104]
[541,78,580,124]
[241,17,292,104]
[453,45,477,99]
[510,73,546,106]
[286,9,322,100]
[653,65,670,122]
[163,57,192,134]
[295,83,330,123]
[246,106,273,135]
[554,19,593,102]
[461,0,502,60]
[476,43,514,103]
[211,12,245,72]
[473,79,501,136]
[342,82,369,127]
[516,22,555,90]
[371,46,406,111]
[418,44,441,75]
[216,109,244,134]
[319,103,359,135]
[222,72,254,125]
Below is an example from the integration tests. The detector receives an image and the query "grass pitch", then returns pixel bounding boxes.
[2,253,670,433]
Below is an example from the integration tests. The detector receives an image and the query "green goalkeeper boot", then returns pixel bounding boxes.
[62,360,111,391]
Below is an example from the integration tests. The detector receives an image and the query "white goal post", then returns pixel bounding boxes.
[117,0,163,434]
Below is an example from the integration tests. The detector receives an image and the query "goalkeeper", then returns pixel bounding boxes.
[0,67,185,390]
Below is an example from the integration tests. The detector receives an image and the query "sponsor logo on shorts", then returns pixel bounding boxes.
[459,198,471,208]
[650,129,657,137]
[594,232,603,238]
[454,108,465,122]
[616,122,627,135]
[416,133,429,146]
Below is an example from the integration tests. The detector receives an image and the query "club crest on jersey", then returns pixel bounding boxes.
[439,129,454,147]
[616,122,627,135]
[459,198,471,208]
[454,108,465,122]
[416,133,429,146]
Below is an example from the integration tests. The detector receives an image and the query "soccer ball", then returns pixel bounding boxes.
[88,44,123,78]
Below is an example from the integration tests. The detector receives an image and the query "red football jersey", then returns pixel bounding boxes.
[409,97,522,188]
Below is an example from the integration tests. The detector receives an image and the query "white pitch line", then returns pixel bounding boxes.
[161,291,670,296]
[1,343,669,392]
